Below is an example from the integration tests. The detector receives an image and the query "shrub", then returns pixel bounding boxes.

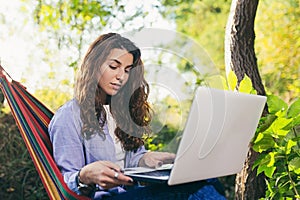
[253,96,300,199]
[0,113,47,199]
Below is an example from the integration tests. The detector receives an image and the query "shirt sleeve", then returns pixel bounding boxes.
[49,100,147,198]
[48,101,85,195]
[125,145,148,168]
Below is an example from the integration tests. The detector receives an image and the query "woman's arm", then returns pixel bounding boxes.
[125,145,148,168]
[49,100,133,196]
[48,100,85,194]
[139,151,176,168]
[125,145,176,169]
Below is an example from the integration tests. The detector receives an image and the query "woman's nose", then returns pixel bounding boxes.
[116,69,125,81]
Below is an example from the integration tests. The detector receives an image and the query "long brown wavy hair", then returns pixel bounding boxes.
[74,33,152,151]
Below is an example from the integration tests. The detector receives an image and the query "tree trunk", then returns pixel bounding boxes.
[225,0,267,199]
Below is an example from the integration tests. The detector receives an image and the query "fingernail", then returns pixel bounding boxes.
[156,161,163,168]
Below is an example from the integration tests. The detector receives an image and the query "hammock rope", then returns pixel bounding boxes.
[0,65,90,200]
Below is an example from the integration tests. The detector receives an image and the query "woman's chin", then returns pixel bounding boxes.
[109,89,119,96]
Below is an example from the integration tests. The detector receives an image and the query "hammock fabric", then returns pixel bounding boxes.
[0,66,90,200]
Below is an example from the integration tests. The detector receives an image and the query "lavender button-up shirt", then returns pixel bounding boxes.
[48,99,147,199]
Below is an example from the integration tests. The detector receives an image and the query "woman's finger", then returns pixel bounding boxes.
[102,161,123,172]
[99,168,133,186]
[160,152,176,161]
[108,169,133,184]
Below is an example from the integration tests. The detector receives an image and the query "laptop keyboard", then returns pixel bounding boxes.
[134,169,171,177]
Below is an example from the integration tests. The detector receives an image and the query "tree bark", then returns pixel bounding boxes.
[225,0,267,199]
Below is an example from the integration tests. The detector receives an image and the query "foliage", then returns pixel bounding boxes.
[206,69,257,95]
[145,96,192,153]
[32,0,156,68]
[29,0,300,103]
[161,0,231,70]
[255,0,300,101]
[34,86,72,112]
[162,0,300,102]
[0,112,47,199]
[252,96,300,199]
[33,0,122,64]
[24,0,299,198]
[227,69,300,198]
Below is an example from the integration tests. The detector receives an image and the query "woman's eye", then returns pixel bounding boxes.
[109,65,117,70]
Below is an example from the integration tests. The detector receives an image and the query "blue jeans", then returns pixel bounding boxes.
[102,179,226,200]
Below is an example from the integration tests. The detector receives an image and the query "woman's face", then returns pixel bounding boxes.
[98,48,134,96]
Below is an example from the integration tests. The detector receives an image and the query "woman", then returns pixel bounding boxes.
[49,33,226,199]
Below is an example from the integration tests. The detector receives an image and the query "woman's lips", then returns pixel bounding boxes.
[111,83,121,90]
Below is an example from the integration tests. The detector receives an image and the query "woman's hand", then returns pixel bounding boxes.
[138,152,176,168]
[79,161,133,190]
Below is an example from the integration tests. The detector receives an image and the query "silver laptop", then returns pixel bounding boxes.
[124,86,267,185]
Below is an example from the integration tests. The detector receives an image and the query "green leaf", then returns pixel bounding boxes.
[288,157,300,174]
[250,89,257,95]
[254,132,264,143]
[265,166,276,178]
[275,173,289,186]
[287,98,300,118]
[239,75,253,94]
[267,95,288,114]
[286,140,297,154]
[282,115,300,130]
[227,70,237,91]
[257,164,265,175]
[257,114,277,133]
[291,115,300,127]
[253,154,265,169]
[253,133,276,153]
[271,118,293,136]
[267,152,276,167]
[257,164,276,178]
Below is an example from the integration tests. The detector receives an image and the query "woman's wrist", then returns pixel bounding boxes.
[77,169,89,186]
[76,168,96,195]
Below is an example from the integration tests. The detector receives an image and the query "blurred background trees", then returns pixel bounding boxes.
[161,0,300,102]
[255,0,300,102]
[0,0,299,199]
[4,0,298,106]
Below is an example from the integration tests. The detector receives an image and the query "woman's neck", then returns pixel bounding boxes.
[99,94,111,105]
[104,95,111,105]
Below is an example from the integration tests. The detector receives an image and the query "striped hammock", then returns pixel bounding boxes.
[0,66,89,200]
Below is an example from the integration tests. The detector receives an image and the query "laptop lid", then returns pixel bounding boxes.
[168,86,266,185]
[125,86,267,185]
